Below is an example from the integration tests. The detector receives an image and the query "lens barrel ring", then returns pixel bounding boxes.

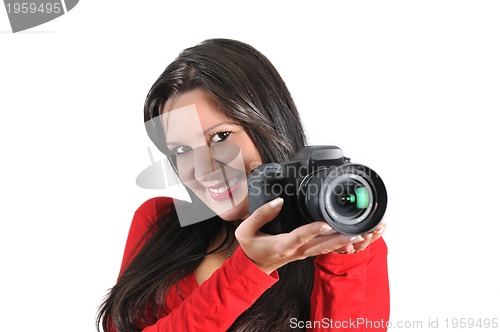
[298,163,387,235]
[322,173,374,225]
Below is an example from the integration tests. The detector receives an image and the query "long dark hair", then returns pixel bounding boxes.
[98,39,315,331]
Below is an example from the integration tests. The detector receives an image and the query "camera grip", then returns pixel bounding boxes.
[247,164,285,235]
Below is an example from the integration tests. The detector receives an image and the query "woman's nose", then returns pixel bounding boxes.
[193,145,216,179]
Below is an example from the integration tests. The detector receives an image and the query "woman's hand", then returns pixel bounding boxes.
[331,220,386,254]
[235,198,367,274]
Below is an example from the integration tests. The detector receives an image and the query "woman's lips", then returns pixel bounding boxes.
[203,174,244,202]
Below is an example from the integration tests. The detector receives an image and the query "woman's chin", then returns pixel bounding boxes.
[216,202,248,221]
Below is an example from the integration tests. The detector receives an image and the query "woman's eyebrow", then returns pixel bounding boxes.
[203,122,236,135]
[166,122,237,147]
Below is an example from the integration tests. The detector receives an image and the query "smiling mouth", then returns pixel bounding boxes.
[202,174,245,202]
[207,176,239,194]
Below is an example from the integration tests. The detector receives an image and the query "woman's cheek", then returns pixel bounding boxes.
[177,159,195,185]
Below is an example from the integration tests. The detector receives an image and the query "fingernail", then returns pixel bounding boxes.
[269,197,284,209]
[319,224,333,234]
[323,229,337,236]
[349,235,364,243]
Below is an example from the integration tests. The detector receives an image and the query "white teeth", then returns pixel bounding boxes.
[207,177,239,194]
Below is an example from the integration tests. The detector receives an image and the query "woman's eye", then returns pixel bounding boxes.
[174,146,192,155]
[211,131,232,143]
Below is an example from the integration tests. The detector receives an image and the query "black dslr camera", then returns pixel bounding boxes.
[248,146,387,235]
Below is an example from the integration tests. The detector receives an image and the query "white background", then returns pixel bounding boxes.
[1,1,499,331]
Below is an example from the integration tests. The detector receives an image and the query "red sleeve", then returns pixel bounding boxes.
[116,197,279,332]
[308,238,390,331]
[143,246,279,332]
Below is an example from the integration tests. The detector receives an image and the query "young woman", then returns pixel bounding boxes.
[97,39,389,332]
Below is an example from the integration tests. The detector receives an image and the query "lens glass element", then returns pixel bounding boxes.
[322,172,374,226]
[331,180,370,218]
[355,187,369,209]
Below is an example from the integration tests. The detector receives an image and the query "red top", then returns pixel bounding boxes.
[115,197,390,331]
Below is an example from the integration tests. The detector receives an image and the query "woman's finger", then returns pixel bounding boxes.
[349,222,386,253]
[353,233,373,252]
[235,198,284,239]
[275,221,335,253]
[300,233,365,257]
[361,223,386,247]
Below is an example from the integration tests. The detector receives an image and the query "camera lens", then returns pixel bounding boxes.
[331,182,370,217]
[298,163,387,235]
[324,174,374,225]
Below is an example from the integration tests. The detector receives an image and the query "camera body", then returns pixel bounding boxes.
[248,146,387,235]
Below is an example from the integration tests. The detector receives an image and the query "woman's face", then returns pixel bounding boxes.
[163,89,262,221]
